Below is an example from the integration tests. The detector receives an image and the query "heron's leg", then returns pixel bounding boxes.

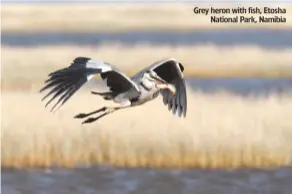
[74,106,106,119]
[81,101,131,124]
[91,91,113,96]
[91,91,105,95]
[81,107,119,124]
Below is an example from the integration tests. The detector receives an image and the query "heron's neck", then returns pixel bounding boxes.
[140,78,154,90]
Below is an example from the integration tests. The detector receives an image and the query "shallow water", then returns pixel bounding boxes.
[2,166,292,194]
[187,78,292,96]
[2,29,292,48]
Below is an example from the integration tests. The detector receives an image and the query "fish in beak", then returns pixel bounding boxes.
[167,84,176,97]
[151,74,176,96]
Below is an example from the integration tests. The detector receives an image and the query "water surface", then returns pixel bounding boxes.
[2,29,292,48]
[2,166,292,194]
[187,78,292,96]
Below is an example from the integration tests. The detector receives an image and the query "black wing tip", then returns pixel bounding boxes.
[48,67,69,76]
[40,71,87,112]
[178,63,184,72]
[40,56,96,111]
[39,87,45,93]
[72,57,91,65]
[40,61,87,93]
[166,58,184,72]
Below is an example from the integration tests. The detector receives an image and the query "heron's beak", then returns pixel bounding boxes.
[151,74,167,84]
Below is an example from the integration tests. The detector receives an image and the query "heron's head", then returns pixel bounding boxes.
[144,70,166,84]
[144,70,176,96]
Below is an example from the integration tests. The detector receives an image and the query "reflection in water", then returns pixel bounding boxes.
[2,29,292,48]
[2,166,292,194]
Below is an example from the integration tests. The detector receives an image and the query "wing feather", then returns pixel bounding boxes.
[40,57,140,112]
[150,58,187,117]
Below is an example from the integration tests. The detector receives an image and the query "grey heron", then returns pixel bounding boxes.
[40,57,187,124]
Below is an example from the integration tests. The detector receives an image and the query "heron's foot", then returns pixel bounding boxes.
[74,113,88,119]
[76,107,122,124]
[91,91,101,95]
[82,117,98,124]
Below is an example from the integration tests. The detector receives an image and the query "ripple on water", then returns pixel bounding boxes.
[2,166,292,194]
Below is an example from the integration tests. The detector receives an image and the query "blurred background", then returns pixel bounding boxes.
[2,1,292,194]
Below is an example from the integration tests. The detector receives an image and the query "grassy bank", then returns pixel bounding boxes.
[1,88,292,169]
[2,44,292,89]
[2,3,292,33]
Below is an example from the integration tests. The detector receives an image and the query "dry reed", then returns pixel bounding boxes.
[2,44,292,89]
[2,3,292,33]
[1,87,292,169]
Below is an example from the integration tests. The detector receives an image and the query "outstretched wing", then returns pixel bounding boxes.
[40,57,140,112]
[150,58,187,117]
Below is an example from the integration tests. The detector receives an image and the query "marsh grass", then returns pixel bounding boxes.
[2,44,292,88]
[2,3,292,32]
[2,87,292,169]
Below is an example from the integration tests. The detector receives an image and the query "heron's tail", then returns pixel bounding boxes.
[40,57,101,112]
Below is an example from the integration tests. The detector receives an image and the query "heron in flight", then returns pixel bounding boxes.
[40,57,187,124]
